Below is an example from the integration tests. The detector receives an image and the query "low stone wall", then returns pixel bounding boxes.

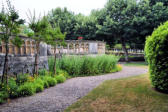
[0,55,48,76]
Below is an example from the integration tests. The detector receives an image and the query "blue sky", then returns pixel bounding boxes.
[0,0,107,22]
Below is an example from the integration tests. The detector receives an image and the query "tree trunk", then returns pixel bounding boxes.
[53,45,57,75]
[2,42,9,84]
[121,37,129,62]
[33,42,40,76]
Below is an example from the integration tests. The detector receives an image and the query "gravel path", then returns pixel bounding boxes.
[0,66,148,112]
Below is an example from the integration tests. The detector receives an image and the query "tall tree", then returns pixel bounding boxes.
[48,8,76,40]
[73,14,98,40]
[0,0,24,84]
[132,0,168,45]
[97,0,138,61]
[47,24,65,75]
[27,12,50,76]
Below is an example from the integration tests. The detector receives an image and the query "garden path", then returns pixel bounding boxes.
[0,66,148,112]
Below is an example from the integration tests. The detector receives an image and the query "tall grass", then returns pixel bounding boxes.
[49,55,120,76]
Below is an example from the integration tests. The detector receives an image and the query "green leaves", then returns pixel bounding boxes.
[27,13,50,42]
[11,36,24,48]
[145,21,168,92]
[46,23,66,46]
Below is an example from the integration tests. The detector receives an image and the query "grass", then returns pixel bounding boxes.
[49,55,120,76]
[65,74,168,112]
[124,61,148,67]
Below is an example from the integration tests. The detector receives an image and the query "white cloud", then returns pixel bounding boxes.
[0,0,107,23]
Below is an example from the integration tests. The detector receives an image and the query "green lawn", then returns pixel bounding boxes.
[65,74,168,112]
[124,62,148,67]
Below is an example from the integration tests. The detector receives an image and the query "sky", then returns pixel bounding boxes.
[0,0,107,23]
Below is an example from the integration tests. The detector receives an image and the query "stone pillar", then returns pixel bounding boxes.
[12,44,15,55]
[83,43,86,54]
[30,41,32,55]
[79,43,81,54]
[73,43,76,54]
[67,43,70,54]
[2,42,6,54]
[86,43,89,54]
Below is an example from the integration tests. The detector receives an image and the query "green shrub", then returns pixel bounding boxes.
[8,78,18,98]
[33,84,44,93]
[34,78,44,86]
[56,69,70,79]
[16,73,29,85]
[44,76,57,87]
[59,56,83,76]
[0,83,7,91]
[33,78,44,93]
[0,91,9,104]
[39,76,49,88]
[43,81,49,88]
[145,21,168,92]
[18,82,35,97]
[55,75,66,83]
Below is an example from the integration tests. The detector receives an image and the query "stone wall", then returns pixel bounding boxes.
[0,55,48,76]
[0,35,106,75]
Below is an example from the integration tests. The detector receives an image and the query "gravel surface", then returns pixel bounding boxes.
[0,66,148,112]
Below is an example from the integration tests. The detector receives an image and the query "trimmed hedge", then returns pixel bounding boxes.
[145,21,168,92]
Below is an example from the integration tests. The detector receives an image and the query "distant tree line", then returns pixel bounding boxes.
[48,0,168,61]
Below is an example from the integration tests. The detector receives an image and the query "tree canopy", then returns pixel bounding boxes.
[48,0,168,48]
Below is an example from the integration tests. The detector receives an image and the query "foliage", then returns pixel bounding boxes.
[27,11,50,75]
[49,55,120,76]
[56,69,70,79]
[114,44,130,49]
[73,14,98,40]
[145,21,168,92]
[0,69,69,104]
[47,23,66,75]
[43,80,49,88]
[55,74,66,83]
[43,76,57,87]
[0,0,24,84]
[0,91,9,104]
[10,36,24,48]
[18,82,35,97]
[33,78,44,93]
[48,0,168,52]
[48,7,76,39]
[38,69,49,76]
[48,58,60,72]
[16,74,29,85]
[8,78,18,98]
[33,83,44,93]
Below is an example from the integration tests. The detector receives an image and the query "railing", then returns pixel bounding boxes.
[106,48,144,54]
